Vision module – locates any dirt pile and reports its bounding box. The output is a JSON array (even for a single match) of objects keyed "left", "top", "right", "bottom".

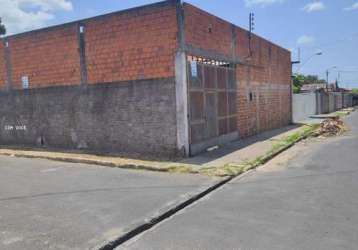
[{"left": 318, "top": 117, "right": 347, "bottom": 136}]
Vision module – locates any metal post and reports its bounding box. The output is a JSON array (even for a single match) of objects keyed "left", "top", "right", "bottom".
[
  {"left": 248, "top": 13, "right": 254, "bottom": 57},
  {"left": 3, "top": 38, "right": 12, "bottom": 91},
  {"left": 77, "top": 23, "right": 88, "bottom": 85}
]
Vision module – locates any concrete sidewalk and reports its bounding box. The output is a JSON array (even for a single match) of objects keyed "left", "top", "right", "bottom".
[
  {"left": 296, "top": 108, "right": 354, "bottom": 125},
  {"left": 122, "top": 108, "right": 358, "bottom": 250},
  {"left": 0, "top": 124, "right": 314, "bottom": 175},
  {"left": 181, "top": 125, "right": 302, "bottom": 168}
]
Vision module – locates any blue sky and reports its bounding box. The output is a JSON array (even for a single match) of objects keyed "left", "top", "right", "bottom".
[{"left": 1, "top": 0, "right": 358, "bottom": 88}]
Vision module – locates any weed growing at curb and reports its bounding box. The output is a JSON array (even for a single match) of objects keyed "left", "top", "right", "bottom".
[
  {"left": 166, "top": 165, "right": 198, "bottom": 174},
  {"left": 0, "top": 123, "right": 324, "bottom": 177},
  {"left": 333, "top": 109, "right": 353, "bottom": 118},
  {"left": 200, "top": 124, "right": 321, "bottom": 177}
]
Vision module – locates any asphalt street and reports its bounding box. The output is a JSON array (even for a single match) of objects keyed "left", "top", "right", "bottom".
[
  {"left": 1, "top": 112, "right": 358, "bottom": 250},
  {"left": 123, "top": 112, "right": 358, "bottom": 250},
  {"left": 0, "top": 156, "right": 219, "bottom": 250}
]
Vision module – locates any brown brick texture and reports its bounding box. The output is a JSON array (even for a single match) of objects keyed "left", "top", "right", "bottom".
[
  {"left": 184, "top": 4, "right": 232, "bottom": 58},
  {"left": 0, "top": 2, "right": 293, "bottom": 142},
  {"left": 7, "top": 25, "right": 80, "bottom": 89},
  {"left": 84, "top": 4, "right": 178, "bottom": 84},
  {"left": 235, "top": 34, "right": 292, "bottom": 138},
  {"left": 0, "top": 2, "right": 178, "bottom": 89},
  {"left": 183, "top": 4, "right": 292, "bottom": 138}
]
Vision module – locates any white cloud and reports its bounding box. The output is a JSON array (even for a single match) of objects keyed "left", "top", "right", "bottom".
[
  {"left": 302, "top": 1, "right": 325, "bottom": 12},
  {"left": 297, "top": 35, "right": 315, "bottom": 45},
  {"left": 0, "top": 0, "right": 73, "bottom": 35},
  {"left": 344, "top": 2, "right": 358, "bottom": 11},
  {"left": 245, "top": 0, "right": 285, "bottom": 7}
]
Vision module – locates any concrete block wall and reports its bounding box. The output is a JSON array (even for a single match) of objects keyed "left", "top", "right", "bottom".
[
  {"left": 316, "top": 91, "right": 329, "bottom": 114},
  {"left": 343, "top": 93, "right": 353, "bottom": 108},
  {"left": 0, "top": 1, "right": 293, "bottom": 156},
  {"left": 0, "top": 79, "right": 178, "bottom": 156},
  {"left": 0, "top": 1, "right": 181, "bottom": 156},
  {"left": 328, "top": 93, "right": 335, "bottom": 113},
  {"left": 183, "top": 4, "right": 292, "bottom": 138},
  {"left": 353, "top": 96, "right": 358, "bottom": 106},
  {"left": 293, "top": 91, "right": 353, "bottom": 123},
  {"left": 292, "top": 93, "right": 317, "bottom": 123},
  {"left": 334, "top": 92, "right": 343, "bottom": 110}
]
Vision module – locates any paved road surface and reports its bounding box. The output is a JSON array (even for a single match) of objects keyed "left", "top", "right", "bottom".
[
  {"left": 124, "top": 112, "right": 358, "bottom": 250},
  {"left": 0, "top": 157, "right": 219, "bottom": 250}
]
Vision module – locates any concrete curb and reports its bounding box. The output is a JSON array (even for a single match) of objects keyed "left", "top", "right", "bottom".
[
  {"left": 254, "top": 128, "right": 316, "bottom": 166},
  {"left": 201, "top": 124, "right": 321, "bottom": 177},
  {"left": 0, "top": 126, "right": 322, "bottom": 250},
  {"left": 98, "top": 176, "right": 233, "bottom": 250},
  {"left": 98, "top": 126, "right": 322, "bottom": 249},
  {"left": 0, "top": 125, "right": 321, "bottom": 177},
  {"left": 0, "top": 151, "right": 198, "bottom": 174}
]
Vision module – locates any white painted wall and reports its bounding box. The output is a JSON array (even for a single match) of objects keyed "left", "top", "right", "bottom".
[{"left": 292, "top": 93, "right": 317, "bottom": 123}]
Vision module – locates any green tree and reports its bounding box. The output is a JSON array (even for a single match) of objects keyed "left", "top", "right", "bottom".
[
  {"left": 292, "top": 73, "right": 327, "bottom": 93},
  {"left": 305, "top": 75, "right": 319, "bottom": 83},
  {"left": 351, "top": 88, "right": 358, "bottom": 95},
  {"left": 0, "top": 18, "right": 6, "bottom": 36},
  {"left": 292, "top": 74, "right": 306, "bottom": 93}
]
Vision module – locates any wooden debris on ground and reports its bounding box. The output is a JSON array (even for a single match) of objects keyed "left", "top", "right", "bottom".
[{"left": 318, "top": 117, "right": 347, "bottom": 136}]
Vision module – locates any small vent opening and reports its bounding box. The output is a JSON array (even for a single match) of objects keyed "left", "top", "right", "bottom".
[{"left": 249, "top": 92, "right": 253, "bottom": 101}]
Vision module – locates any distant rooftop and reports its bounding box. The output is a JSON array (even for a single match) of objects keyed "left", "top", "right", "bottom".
[
  {"left": 300, "top": 83, "right": 327, "bottom": 92},
  {"left": 300, "top": 83, "right": 352, "bottom": 93}
]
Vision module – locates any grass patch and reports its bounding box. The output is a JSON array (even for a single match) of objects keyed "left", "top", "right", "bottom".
[
  {"left": 200, "top": 164, "right": 247, "bottom": 177},
  {"left": 166, "top": 165, "right": 198, "bottom": 174},
  {"left": 334, "top": 111, "right": 350, "bottom": 118},
  {"left": 270, "top": 124, "right": 319, "bottom": 151},
  {"left": 200, "top": 124, "right": 320, "bottom": 177}
]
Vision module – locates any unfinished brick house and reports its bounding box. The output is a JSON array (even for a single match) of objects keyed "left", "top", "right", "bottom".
[{"left": 0, "top": 0, "right": 292, "bottom": 157}]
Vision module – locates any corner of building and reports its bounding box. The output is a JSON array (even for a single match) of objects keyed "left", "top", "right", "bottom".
[{"left": 174, "top": 0, "right": 190, "bottom": 157}]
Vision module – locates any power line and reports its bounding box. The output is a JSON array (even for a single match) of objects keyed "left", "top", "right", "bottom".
[
  {"left": 316, "top": 33, "right": 358, "bottom": 48},
  {"left": 336, "top": 70, "right": 358, "bottom": 73},
  {"left": 318, "top": 69, "right": 358, "bottom": 75},
  {"left": 340, "top": 80, "right": 358, "bottom": 82}
]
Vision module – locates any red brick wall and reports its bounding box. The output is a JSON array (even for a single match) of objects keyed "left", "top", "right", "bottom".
[
  {"left": 183, "top": 3, "right": 233, "bottom": 58},
  {"left": 184, "top": 4, "right": 292, "bottom": 138},
  {"left": 0, "top": 2, "right": 292, "bottom": 141},
  {"left": 0, "top": 2, "right": 178, "bottom": 89},
  {"left": 8, "top": 25, "right": 80, "bottom": 89},
  {"left": 236, "top": 66, "right": 291, "bottom": 137},
  {"left": 84, "top": 4, "right": 178, "bottom": 84},
  {"left": 0, "top": 42, "right": 6, "bottom": 89},
  {"left": 236, "top": 34, "right": 292, "bottom": 137}
]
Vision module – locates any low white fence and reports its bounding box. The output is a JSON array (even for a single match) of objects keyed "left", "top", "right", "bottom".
[
  {"left": 292, "top": 92, "right": 317, "bottom": 123},
  {"left": 293, "top": 92, "right": 353, "bottom": 123}
]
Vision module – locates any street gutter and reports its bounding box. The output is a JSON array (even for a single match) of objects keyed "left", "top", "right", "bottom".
[
  {"left": 97, "top": 124, "right": 322, "bottom": 249},
  {"left": 98, "top": 176, "right": 233, "bottom": 250},
  {"left": 0, "top": 118, "right": 337, "bottom": 249}
]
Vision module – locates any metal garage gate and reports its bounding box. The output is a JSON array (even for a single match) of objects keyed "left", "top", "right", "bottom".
[{"left": 187, "top": 60, "right": 238, "bottom": 155}]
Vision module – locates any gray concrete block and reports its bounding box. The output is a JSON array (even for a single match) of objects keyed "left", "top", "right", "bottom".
[{"left": 0, "top": 78, "right": 178, "bottom": 156}]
